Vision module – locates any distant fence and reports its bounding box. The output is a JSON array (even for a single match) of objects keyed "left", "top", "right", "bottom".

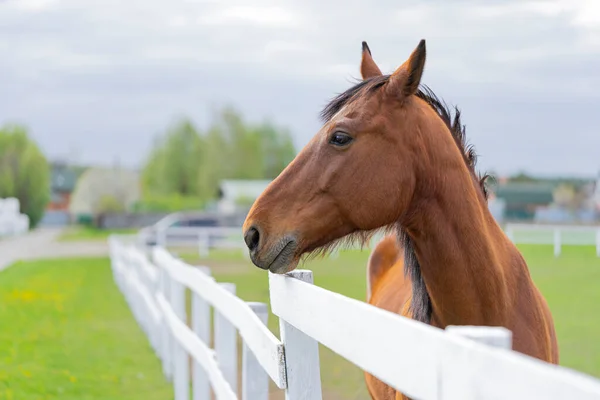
[
  {"left": 506, "top": 223, "right": 600, "bottom": 257},
  {"left": 140, "top": 223, "right": 600, "bottom": 261},
  {"left": 0, "top": 197, "right": 29, "bottom": 237},
  {"left": 100, "top": 212, "right": 172, "bottom": 230},
  {"left": 109, "top": 235, "right": 600, "bottom": 399},
  {"left": 137, "top": 226, "right": 388, "bottom": 260},
  {"left": 136, "top": 226, "right": 248, "bottom": 258}
]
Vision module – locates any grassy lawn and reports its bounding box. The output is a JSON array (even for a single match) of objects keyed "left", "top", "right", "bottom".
[
  {"left": 0, "top": 257, "right": 172, "bottom": 400},
  {"left": 57, "top": 226, "right": 138, "bottom": 242},
  {"left": 179, "top": 244, "right": 600, "bottom": 399}
]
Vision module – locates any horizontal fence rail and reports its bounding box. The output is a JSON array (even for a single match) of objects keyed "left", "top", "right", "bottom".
[
  {"left": 136, "top": 222, "right": 600, "bottom": 262},
  {"left": 137, "top": 226, "right": 246, "bottom": 258},
  {"left": 109, "top": 233, "right": 600, "bottom": 400},
  {"left": 505, "top": 223, "right": 600, "bottom": 257},
  {"left": 136, "top": 226, "right": 387, "bottom": 259}
]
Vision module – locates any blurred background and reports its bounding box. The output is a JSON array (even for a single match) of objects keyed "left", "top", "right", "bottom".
[{"left": 1, "top": 1, "right": 600, "bottom": 399}]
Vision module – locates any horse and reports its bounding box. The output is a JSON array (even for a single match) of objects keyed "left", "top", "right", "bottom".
[{"left": 242, "top": 39, "right": 558, "bottom": 400}]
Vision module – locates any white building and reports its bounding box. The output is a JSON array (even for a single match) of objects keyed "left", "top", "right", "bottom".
[{"left": 216, "top": 179, "right": 272, "bottom": 215}]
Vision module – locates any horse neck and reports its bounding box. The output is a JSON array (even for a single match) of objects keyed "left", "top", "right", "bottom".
[{"left": 403, "top": 128, "right": 519, "bottom": 327}]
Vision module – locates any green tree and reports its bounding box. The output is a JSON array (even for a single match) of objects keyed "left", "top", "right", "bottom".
[
  {"left": 0, "top": 124, "right": 50, "bottom": 228},
  {"left": 510, "top": 172, "right": 538, "bottom": 183},
  {"left": 198, "top": 107, "right": 296, "bottom": 183},
  {"left": 256, "top": 122, "right": 296, "bottom": 179},
  {"left": 141, "top": 107, "right": 297, "bottom": 211},
  {"left": 141, "top": 119, "right": 205, "bottom": 198}
]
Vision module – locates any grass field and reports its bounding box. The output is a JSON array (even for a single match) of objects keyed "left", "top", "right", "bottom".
[
  {"left": 0, "top": 257, "right": 172, "bottom": 400},
  {"left": 57, "top": 226, "right": 137, "bottom": 242},
  {"left": 1, "top": 244, "right": 599, "bottom": 399}
]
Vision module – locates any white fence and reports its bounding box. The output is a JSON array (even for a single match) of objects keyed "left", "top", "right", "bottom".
[
  {"left": 109, "top": 234, "right": 600, "bottom": 400},
  {"left": 0, "top": 197, "right": 29, "bottom": 237},
  {"left": 138, "top": 223, "right": 600, "bottom": 262},
  {"left": 136, "top": 226, "right": 247, "bottom": 258},
  {"left": 506, "top": 223, "right": 600, "bottom": 257},
  {"left": 136, "top": 226, "right": 386, "bottom": 260}
]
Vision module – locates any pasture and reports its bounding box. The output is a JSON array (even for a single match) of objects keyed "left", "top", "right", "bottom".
[
  {"left": 0, "top": 257, "right": 172, "bottom": 400},
  {"left": 0, "top": 244, "right": 598, "bottom": 399}
]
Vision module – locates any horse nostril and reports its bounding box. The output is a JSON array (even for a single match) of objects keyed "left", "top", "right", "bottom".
[{"left": 244, "top": 227, "right": 260, "bottom": 252}]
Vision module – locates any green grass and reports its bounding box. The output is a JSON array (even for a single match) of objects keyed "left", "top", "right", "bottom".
[
  {"left": 57, "top": 226, "right": 137, "bottom": 242},
  {"left": 519, "top": 245, "right": 600, "bottom": 375},
  {"left": 179, "top": 244, "right": 600, "bottom": 399},
  {"left": 0, "top": 257, "right": 172, "bottom": 400}
]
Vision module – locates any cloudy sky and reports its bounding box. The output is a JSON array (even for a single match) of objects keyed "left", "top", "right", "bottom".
[{"left": 1, "top": 0, "right": 600, "bottom": 177}]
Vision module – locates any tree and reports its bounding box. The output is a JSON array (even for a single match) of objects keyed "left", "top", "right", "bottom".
[
  {"left": 256, "top": 122, "right": 296, "bottom": 179},
  {"left": 0, "top": 124, "right": 50, "bottom": 228},
  {"left": 141, "top": 119, "right": 205, "bottom": 200},
  {"left": 197, "top": 107, "right": 296, "bottom": 185},
  {"left": 510, "top": 172, "right": 538, "bottom": 183},
  {"left": 141, "top": 107, "right": 297, "bottom": 211}
]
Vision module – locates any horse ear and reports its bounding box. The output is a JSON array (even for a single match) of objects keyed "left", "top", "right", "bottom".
[
  {"left": 387, "top": 39, "right": 426, "bottom": 98},
  {"left": 360, "top": 41, "right": 382, "bottom": 79}
]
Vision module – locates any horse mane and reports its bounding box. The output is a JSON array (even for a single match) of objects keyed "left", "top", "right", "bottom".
[
  {"left": 320, "top": 75, "right": 490, "bottom": 199},
  {"left": 315, "top": 75, "right": 491, "bottom": 323},
  {"left": 414, "top": 85, "right": 491, "bottom": 199}
]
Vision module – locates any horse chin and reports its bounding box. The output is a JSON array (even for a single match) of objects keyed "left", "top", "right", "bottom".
[
  {"left": 268, "top": 239, "right": 299, "bottom": 274},
  {"left": 269, "top": 256, "right": 299, "bottom": 274},
  {"left": 250, "top": 237, "right": 299, "bottom": 274}
]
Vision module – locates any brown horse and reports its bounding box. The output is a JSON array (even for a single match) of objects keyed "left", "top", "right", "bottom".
[{"left": 242, "top": 39, "right": 558, "bottom": 399}]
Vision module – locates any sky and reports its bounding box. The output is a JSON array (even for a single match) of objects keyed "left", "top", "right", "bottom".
[{"left": 1, "top": 0, "right": 600, "bottom": 178}]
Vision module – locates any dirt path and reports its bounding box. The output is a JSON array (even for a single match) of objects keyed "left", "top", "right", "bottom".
[{"left": 0, "top": 228, "right": 109, "bottom": 270}]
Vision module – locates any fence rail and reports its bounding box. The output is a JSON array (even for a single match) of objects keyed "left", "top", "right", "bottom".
[
  {"left": 136, "top": 226, "right": 248, "bottom": 259},
  {"left": 136, "top": 226, "right": 386, "bottom": 259},
  {"left": 505, "top": 223, "right": 600, "bottom": 257},
  {"left": 109, "top": 234, "right": 600, "bottom": 399},
  {"left": 137, "top": 223, "right": 600, "bottom": 262}
]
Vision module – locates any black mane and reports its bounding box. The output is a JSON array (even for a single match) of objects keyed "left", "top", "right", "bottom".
[{"left": 319, "top": 74, "right": 490, "bottom": 324}]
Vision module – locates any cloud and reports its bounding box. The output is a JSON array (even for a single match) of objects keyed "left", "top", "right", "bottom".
[
  {"left": 0, "top": 0, "right": 599, "bottom": 176},
  {"left": 197, "top": 5, "right": 300, "bottom": 28}
]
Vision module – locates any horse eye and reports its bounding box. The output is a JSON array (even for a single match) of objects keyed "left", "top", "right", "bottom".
[{"left": 329, "top": 132, "right": 353, "bottom": 147}]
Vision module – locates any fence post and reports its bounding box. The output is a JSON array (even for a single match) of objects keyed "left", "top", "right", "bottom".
[
  {"left": 145, "top": 258, "right": 161, "bottom": 358},
  {"left": 215, "top": 283, "right": 238, "bottom": 394},
  {"left": 171, "top": 277, "right": 189, "bottom": 400},
  {"left": 198, "top": 230, "right": 210, "bottom": 258},
  {"left": 242, "top": 302, "right": 269, "bottom": 400},
  {"left": 554, "top": 228, "right": 561, "bottom": 257},
  {"left": 158, "top": 264, "right": 173, "bottom": 381},
  {"left": 442, "top": 325, "right": 512, "bottom": 400},
  {"left": 278, "top": 270, "right": 322, "bottom": 400},
  {"left": 192, "top": 267, "right": 212, "bottom": 400},
  {"left": 445, "top": 325, "right": 513, "bottom": 350},
  {"left": 157, "top": 228, "right": 167, "bottom": 248},
  {"left": 596, "top": 229, "right": 600, "bottom": 258}
]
